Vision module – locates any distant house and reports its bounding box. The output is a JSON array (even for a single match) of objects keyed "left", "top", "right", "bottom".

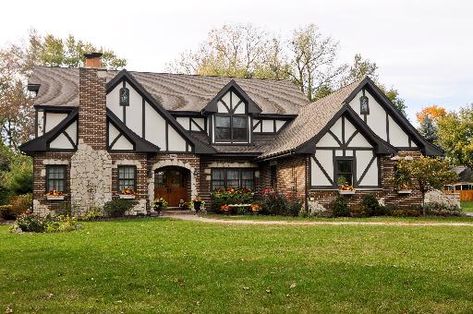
[
  {"left": 20, "top": 53, "right": 442, "bottom": 216},
  {"left": 445, "top": 166, "right": 473, "bottom": 201}
]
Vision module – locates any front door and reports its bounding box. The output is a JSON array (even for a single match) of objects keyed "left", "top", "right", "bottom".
[{"left": 154, "top": 167, "right": 189, "bottom": 207}]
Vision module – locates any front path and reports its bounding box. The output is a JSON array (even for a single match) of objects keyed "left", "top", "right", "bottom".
[{"left": 161, "top": 213, "right": 473, "bottom": 227}]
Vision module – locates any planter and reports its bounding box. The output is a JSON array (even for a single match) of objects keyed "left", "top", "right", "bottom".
[
  {"left": 118, "top": 194, "right": 136, "bottom": 200},
  {"left": 46, "top": 195, "right": 65, "bottom": 201},
  {"left": 338, "top": 190, "right": 356, "bottom": 195},
  {"left": 397, "top": 190, "right": 412, "bottom": 195},
  {"left": 193, "top": 201, "right": 203, "bottom": 212}
]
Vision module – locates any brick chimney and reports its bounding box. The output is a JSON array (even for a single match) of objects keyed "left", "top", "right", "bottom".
[
  {"left": 84, "top": 52, "right": 103, "bottom": 68},
  {"left": 78, "top": 53, "right": 107, "bottom": 150}
]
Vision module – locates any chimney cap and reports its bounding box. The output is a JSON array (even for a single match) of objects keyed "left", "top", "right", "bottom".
[{"left": 84, "top": 52, "right": 103, "bottom": 59}]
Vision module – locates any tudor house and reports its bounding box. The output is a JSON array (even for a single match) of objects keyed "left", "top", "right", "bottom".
[{"left": 20, "top": 53, "right": 442, "bottom": 215}]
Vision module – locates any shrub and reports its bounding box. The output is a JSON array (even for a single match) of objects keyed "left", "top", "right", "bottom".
[
  {"left": 80, "top": 206, "right": 105, "bottom": 221},
  {"left": 258, "top": 188, "right": 302, "bottom": 216},
  {"left": 11, "top": 213, "right": 80, "bottom": 233},
  {"left": 103, "top": 199, "right": 137, "bottom": 217},
  {"left": 0, "top": 194, "right": 32, "bottom": 220},
  {"left": 14, "top": 213, "right": 46, "bottom": 232},
  {"left": 331, "top": 195, "right": 350, "bottom": 217},
  {"left": 45, "top": 215, "right": 79, "bottom": 233},
  {"left": 361, "top": 194, "right": 387, "bottom": 216}
]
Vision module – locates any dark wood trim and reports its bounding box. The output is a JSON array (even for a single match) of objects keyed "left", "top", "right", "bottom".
[{"left": 142, "top": 98, "right": 146, "bottom": 138}]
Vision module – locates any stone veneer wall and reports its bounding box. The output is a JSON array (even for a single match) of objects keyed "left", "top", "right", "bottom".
[{"left": 70, "top": 141, "right": 112, "bottom": 214}]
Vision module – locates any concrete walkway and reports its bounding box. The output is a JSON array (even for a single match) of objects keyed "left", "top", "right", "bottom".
[{"left": 161, "top": 213, "right": 473, "bottom": 227}]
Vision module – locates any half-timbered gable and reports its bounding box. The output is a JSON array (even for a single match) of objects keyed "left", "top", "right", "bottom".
[{"left": 310, "top": 113, "right": 385, "bottom": 188}]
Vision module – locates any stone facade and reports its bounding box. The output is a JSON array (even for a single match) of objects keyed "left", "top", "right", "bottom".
[{"left": 70, "top": 141, "right": 112, "bottom": 214}]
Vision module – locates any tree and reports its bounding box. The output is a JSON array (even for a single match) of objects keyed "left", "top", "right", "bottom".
[
  {"left": 341, "top": 53, "right": 378, "bottom": 84},
  {"left": 167, "top": 24, "right": 288, "bottom": 80},
  {"left": 396, "top": 157, "right": 457, "bottom": 214},
  {"left": 437, "top": 104, "right": 473, "bottom": 168},
  {"left": 287, "top": 24, "right": 346, "bottom": 101},
  {"left": 416, "top": 105, "right": 447, "bottom": 124},
  {"left": 418, "top": 116, "right": 438, "bottom": 143},
  {"left": 0, "top": 30, "right": 127, "bottom": 149}
]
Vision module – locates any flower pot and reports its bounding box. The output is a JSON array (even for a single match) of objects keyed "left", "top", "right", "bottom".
[
  {"left": 46, "top": 195, "right": 65, "bottom": 201},
  {"left": 193, "top": 201, "right": 202, "bottom": 212},
  {"left": 119, "top": 194, "right": 136, "bottom": 200},
  {"left": 397, "top": 190, "right": 412, "bottom": 194}
]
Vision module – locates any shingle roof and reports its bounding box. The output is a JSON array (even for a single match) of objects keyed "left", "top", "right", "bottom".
[
  {"left": 258, "top": 79, "right": 364, "bottom": 159},
  {"left": 29, "top": 66, "right": 308, "bottom": 114}
]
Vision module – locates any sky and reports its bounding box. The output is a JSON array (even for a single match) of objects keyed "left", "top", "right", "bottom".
[{"left": 1, "top": 0, "right": 472, "bottom": 121}]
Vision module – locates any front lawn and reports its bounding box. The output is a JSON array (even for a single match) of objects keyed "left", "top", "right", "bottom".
[{"left": 1, "top": 218, "right": 473, "bottom": 312}]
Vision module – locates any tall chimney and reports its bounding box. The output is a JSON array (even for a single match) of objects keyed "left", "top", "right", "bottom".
[{"left": 84, "top": 52, "right": 103, "bottom": 68}]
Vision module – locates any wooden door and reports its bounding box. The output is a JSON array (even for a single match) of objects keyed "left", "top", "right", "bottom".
[{"left": 154, "top": 167, "right": 188, "bottom": 207}]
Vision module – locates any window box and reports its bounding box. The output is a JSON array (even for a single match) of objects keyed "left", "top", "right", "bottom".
[
  {"left": 118, "top": 194, "right": 136, "bottom": 200},
  {"left": 338, "top": 190, "right": 356, "bottom": 195},
  {"left": 397, "top": 189, "right": 412, "bottom": 195},
  {"left": 46, "top": 195, "right": 65, "bottom": 201}
]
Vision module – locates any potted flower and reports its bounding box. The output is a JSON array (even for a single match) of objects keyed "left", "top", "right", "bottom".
[
  {"left": 119, "top": 187, "right": 136, "bottom": 199},
  {"left": 250, "top": 203, "right": 261, "bottom": 215},
  {"left": 220, "top": 204, "right": 230, "bottom": 214},
  {"left": 153, "top": 197, "right": 168, "bottom": 216},
  {"left": 337, "top": 177, "right": 355, "bottom": 195},
  {"left": 46, "top": 190, "right": 65, "bottom": 201},
  {"left": 192, "top": 196, "right": 205, "bottom": 212}
]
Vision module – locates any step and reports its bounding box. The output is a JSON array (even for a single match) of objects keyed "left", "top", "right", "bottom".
[{"left": 160, "top": 209, "right": 195, "bottom": 216}]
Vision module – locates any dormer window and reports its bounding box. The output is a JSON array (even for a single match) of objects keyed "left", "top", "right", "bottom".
[
  {"left": 214, "top": 90, "right": 249, "bottom": 143},
  {"left": 215, "top": 115, "right": 248, "bottom": 142},
  {"left": 120, "top": 87, "right": 129, "bottom": 106}
]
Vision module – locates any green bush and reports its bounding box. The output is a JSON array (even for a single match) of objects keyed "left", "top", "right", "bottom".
[
  {"left": 12, "top": 213, "right": 80, "bottom": 233},
  {"left": 80, "top": 207, "right": 105, "bottom": 221},
  {"left": 331, "top": 195, "right": 350, "bottom": 217},
  {"left": 361, "top": 194, "right": 388, "bottom": 216},
  {"left": 13, "top": 214, "right": 46, "bottom": 232},
  {"left": 103, "top": 199, "right": 137, "bottom": 217},
  {"left": 259, "top": 188, "right": 302, "bottom": 216}
]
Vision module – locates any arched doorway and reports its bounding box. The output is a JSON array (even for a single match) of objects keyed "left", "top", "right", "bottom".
[{"left": 154, "top": 166, "right": 190, "bottom": 207}]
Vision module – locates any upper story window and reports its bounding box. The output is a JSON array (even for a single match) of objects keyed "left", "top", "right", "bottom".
[
  {"left": 214, "top": 90, "right": 249, "bottom": 143},
  {"left": 335, "top": 158, "right": 354, "bottom": 186}
]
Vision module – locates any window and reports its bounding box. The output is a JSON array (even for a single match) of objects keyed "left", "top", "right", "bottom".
[
  {"left": 214, "top": 115, "right": 248, "bottom": 142},
  {"left": 118, "top": 166, "right": 136, "bottom": 192},
  {"left": 46, "top": 166, "right": 66, "bottom": 192},
  {"left": 119, "top": 87, "right": 130, "bottom": 106},
  {"left": 360, "top": 95, "right": 369, "bottom": 114},
  {"left": 335, "top": 159, "right": 354, "bottom": 186},
  {"left": 211, "top": 169, "right": 255, "bottom": 191}
]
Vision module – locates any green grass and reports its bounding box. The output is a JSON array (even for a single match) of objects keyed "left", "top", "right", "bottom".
[
  {"left": 1, "top": 218, "right": 473, "bottom": 313},
  {"left": 206, "top": 213, "right": 473, "bottom": 223},
  {"left": 462, "top": 201, "right": 473, "bottom": 212}
]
